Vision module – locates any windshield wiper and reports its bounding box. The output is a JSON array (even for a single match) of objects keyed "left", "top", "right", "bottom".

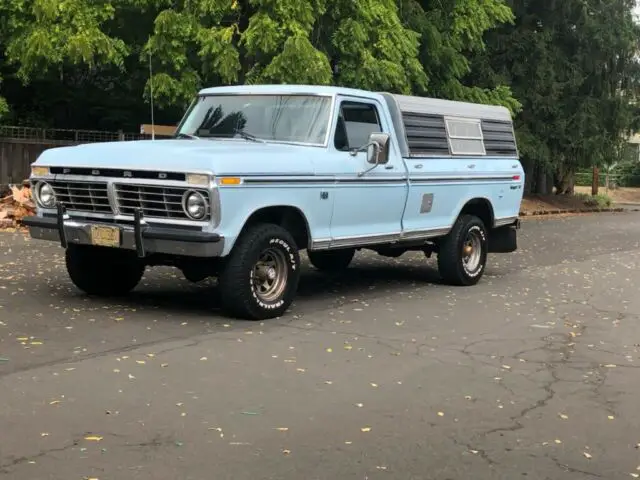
[
  {"left": 175, "top": 132, "right": 200, "bottom": 140},
  {"left": 234, "top": 130, "right": 264, "bottom": 143}
]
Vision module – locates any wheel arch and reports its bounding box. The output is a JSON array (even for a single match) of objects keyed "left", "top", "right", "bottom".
[
  {"left": 238, "top": 205, "right": 312, "bottom": 251},
  {"left": 455, "top": 197, "right": 495, "bottom": 230}
]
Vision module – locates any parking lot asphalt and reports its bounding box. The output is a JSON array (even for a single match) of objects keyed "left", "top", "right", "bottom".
[{"left": 1, "top": 211, "right": 640, "bottom": 480}]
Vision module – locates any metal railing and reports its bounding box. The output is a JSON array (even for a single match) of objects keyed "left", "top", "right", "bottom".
[{"left": 0, "top": 125, "right": 150, "bottom": 145}]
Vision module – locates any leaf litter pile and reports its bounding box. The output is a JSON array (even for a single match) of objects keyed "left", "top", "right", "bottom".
[{"left": 0, "top": 184, "right": 35, "bottom": 230}]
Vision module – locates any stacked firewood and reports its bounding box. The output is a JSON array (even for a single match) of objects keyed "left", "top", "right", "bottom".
[{"left": 0, "top": 183, "right": 35, "bottom": 229}]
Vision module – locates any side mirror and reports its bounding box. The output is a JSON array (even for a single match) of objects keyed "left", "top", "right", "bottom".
[{"left": 365, "top": 132, "right": 390, "bottom": 165}]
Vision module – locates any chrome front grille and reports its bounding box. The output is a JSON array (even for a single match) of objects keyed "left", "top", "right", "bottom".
[
  {"left": 50, "top": 181, "right": 112, "bottom": 213},
  {"left": 114, "top": 184, "right": 210, "bottom": 221}
]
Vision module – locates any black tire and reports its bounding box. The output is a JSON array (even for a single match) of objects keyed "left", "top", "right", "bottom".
[
  {"left": 307, "top": 249, "right": 355, "bottom": 272},
  {"left": 65, "top": 244, "right": 145, "bottom": 296},
  {"left": 218, "top": 223, "right": 301, "bottom": 320},
  {"left": 437, "top": 214, "right": 488, "bottom": 286}
]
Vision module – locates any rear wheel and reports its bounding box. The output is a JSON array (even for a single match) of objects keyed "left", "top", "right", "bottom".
[
  {"left": 307, "top": 249, "right": 355, "bottom": 272},
  {"left": 65, "top": 244, "right": 145, "bottom": 296},
  {"left": 437, "top": 214, "right": 488, "bottom": 286},
  {"left": 218, "top": 223, "right": 301, "bottom": 320}
]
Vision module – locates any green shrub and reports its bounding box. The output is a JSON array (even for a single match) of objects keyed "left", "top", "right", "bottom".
[{"left": 574, "top": 192, "right": 612, "bottom": 208}]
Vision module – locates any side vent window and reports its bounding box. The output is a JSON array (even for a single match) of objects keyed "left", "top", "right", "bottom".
[
  {"left": 445, "top": 118, "right": 486, "bottom": 156},
  {"left": 402, "top": 113, "right": 450, "bottom": 156}
]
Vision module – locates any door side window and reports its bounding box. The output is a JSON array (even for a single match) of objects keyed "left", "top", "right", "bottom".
[{"left": 333, "top": 101, "right": 382, "bottom": 151}]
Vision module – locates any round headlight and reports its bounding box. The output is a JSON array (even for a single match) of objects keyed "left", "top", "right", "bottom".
[
  {"left": 36, "top": 182, "right": 57, "bottom": 208},
  {"left": 182, "top": 191, "right": 208, "bottom": 220}
]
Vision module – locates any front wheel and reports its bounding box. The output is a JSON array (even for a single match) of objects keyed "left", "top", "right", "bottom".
[
  {"left": 65, "top": 244, "right": 145, "bottom": 296},
  {"left": 218, "top": 223, "right": 301, "bottom": 320},
  {"left": 437, "top": 214, "right": 488, "bottom": 286}
]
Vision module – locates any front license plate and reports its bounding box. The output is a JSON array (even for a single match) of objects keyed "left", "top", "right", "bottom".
[{"left": 90, "top": 225, "right": 121, "bottom": 248}]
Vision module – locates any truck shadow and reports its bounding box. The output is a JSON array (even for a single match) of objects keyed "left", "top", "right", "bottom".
[{"left": 122, "top": 260, "right": 451, "bottom": 319}]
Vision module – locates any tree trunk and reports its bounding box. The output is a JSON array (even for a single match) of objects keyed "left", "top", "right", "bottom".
[
  {"left": 536, "top": 165, "right": 549, "bottom": 194},
  {"left": 554, "top": 164, "right": 575, "bottom": 195},
  {"left": 592, "top": 166, "right": 599, "bottom": 195},
  {"left": 523, "top": 157, "right": 535, "bottom": 195}
]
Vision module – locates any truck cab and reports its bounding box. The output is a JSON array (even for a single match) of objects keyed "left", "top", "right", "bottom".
[{"left": 24, "top": 85, "right": 524, "bottom": 320}]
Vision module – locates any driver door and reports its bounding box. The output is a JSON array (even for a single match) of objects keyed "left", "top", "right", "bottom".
[{"left": 313, "top": 96, "right": 407, "bottom": 246}]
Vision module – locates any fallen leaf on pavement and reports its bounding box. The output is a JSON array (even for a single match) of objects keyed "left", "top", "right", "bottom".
[
  {"left": 361, "top": 427, "right": 371, "bottom": 432},
  {"left": 559, "top": 413, "right": 569, "bottom": 420},
  {"left": 84, "top": 435, "right": 103, "bottom": 442},
  {"left": 583, "top": 452, "right": 592, "bottom": 459}
]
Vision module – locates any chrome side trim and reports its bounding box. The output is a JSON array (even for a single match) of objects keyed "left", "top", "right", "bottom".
[
  {"left": 310, "top": 226, "right": 452, "bottom": 251},
  {"left": 399, "top": 227, "right": 450, "bottom": 241},
  {"left": 409, "top": 175, "right": 515, "bottom": 183},
  {"left": 219, "top": 174, "right": 517, "bottom": 186}
]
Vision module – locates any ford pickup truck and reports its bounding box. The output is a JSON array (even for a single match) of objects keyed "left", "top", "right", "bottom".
[{"left": 24, "top": 84, "right": 524, "bottom": 320}]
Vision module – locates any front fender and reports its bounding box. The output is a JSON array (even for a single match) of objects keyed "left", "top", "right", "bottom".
[{"left": 215, "top": 185, "right": 329, "bottom": 256}]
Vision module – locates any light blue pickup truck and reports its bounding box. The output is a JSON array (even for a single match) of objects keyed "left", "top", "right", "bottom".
[{"left": 24, "top": 84, "right": 524, "bottom": 320}]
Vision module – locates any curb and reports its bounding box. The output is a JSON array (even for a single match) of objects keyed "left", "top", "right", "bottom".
[{"left": 519, "top": 207, "right": 628, "bottom": 217}]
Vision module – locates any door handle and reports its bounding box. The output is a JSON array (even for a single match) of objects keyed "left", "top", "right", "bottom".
[{"left": 467, "top": 164, "right": 476, "bottom": 169}]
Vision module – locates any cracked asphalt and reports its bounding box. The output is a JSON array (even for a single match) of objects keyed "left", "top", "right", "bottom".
[{"left": 1, "top": 212, "right": 640, "bottom": 480}]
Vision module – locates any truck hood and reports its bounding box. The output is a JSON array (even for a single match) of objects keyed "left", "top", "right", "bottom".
[{"left": 35, "top": 139, "right": 320, "bottom": 176}]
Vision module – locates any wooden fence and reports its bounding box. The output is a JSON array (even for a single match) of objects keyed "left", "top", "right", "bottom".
[{"left": 0, "top": 126, "right": 165, "bottom": 187}]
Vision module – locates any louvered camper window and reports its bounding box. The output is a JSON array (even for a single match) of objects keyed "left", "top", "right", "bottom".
[{"left": 401, "top": 112, "right": 450, "bottom": 156}]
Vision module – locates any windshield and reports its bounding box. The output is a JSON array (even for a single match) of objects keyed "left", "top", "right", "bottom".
[{"left": 176, "top": 94, "right": 332, "bottom": 145}]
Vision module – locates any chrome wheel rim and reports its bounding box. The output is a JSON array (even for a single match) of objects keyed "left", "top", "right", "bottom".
[
  {"left": 462, "top": 229, "right": 483, "bottom": 273},
  {"left": 252, "top": 247, "right": 288, "bottom": 302}
]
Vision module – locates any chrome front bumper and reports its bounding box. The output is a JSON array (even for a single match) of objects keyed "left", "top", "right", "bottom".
[{"left": 23, "top": 206, "right": 224, "bottom": 258}]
